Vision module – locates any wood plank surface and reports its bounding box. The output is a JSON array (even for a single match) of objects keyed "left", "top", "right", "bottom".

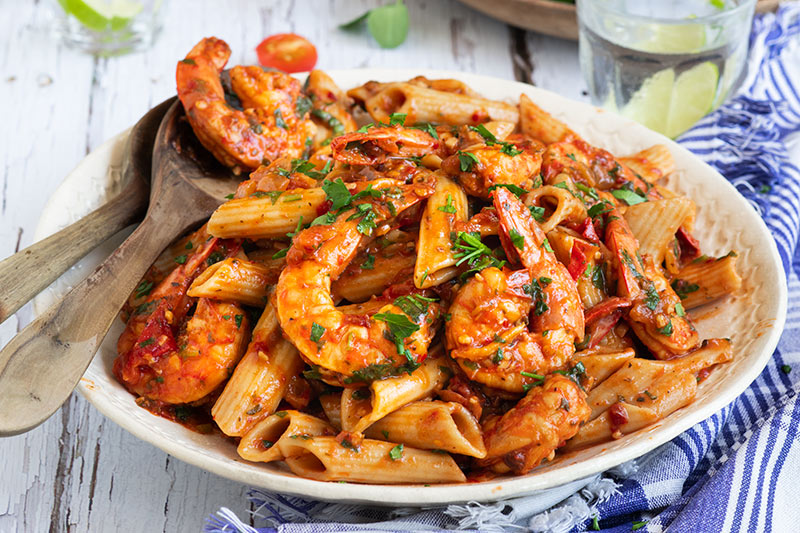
[{"left": 0, "top": 1, "right": 585, "bottom": 531}]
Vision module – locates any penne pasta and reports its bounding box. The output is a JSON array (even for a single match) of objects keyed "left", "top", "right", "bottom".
[
  {"left": 332, "top": 246, "right": 417, "bottom": 302},
  {"left": 364, "top": 400, "right": 487, "bottom": 458},
  {"left": 238, "top": 411, "right": 336, "bottom": 463},
  {"left": 519, "top": 93, "right": 575, "bottom": 144},
  {"left": 280, "top": 436, "right": 467, "bottom": 484},
  {"left": 576, "top": 347, "right": 636, "bottom": 387},
  {"left": 525, "top": 181, "right": 587, "bottom": 233},
  {"left": 619, "top": 145, "right": 675, "bottom": 183},
  {"left": 340, "top": 352, "right": 451, "bottom": 433},
  {"left": 363, "top": 82, "right": 519, "bottom": 126},
  {"left": 319, "top": 392, "right": 343, "bottom": 430},
  {"left": 624, "top": 197, "right": 693, "bottom": 265},
  {"left": 188, "top": 258, "right": 272, "bottom": 306},
  {"left": 673, "top": 255, "right": 742, "bottom": 310},
  {"left": 207, "top": 188, "right": 328, "bottom": 240},
  {"left": 415, "top": 175, "right": 469, "bottom": 288},
  {"left": 212, "top": 302, "right": 305, "bottom": 437}
]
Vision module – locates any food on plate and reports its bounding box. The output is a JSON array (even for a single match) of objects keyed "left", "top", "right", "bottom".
[{"left": 113, "top": 37, "right": 741, "bottom": 484}]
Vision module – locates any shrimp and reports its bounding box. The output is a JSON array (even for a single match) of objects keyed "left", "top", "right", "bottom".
[
  {"left": 542, "top": 140, "right": 656, "bottom": 197},
  {"left": 330, "top": 126, "right": 440, "bottom": 167},
  {"left": 446, "top": 187, "right": 585, "bottom": 392},
  {"left": 176, "top": 37, "right": 316, "bottom": 174},
  {"left": 114, "top": 237, "right": 250, "bottom": 404},
  {"left": 441, "top": 141, "right": 543, "bottom": 199},
  {"left": 605, "top": 209, "right": 699, "bottom": 359},
  {"left": 478, "top": 374, "right": 590, "bottom": 474},
  {"left": 276, "top": 175, "right": 441, "bottom": 381}
]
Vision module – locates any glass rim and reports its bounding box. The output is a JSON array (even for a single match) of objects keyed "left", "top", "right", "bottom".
[{"left": 576, "top": 0, "right": 758, "bottom": 26}]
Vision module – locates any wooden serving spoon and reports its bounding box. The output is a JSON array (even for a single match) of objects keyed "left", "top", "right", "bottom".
[
  {"left": 0, "top": 98, "right": 174, "bottom": 325},
  {"left": 0, "top": 100, "right": 239, "bottom": 436}
]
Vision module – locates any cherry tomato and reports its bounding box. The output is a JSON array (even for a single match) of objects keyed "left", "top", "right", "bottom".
[{"left": 256, "top": 33, "right": 318, "bottom": 73}]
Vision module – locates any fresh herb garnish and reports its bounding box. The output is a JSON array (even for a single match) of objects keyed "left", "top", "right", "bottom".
[
  {"left": 389, "top": 112, "right": 407, "bottom": 126},
  {"left": 458, "top": 151, "right": 480, "bottom": 172},
  {"left": 295, "top": 96, "right": 312, "bottom": 117},
  {"left": 671, "top": 278, "right": 700, "bottom": 299},
  {"left": 274, "top": 109, "right": 288, "bottom": 129},
  {"left": 134, "top": 280, "right": 154, "bottom": 299},
  {"left": 437, "top": 193, "right": 457, "bottom": 214},
  {"left": 509, "top": 228, "right": 525, "bottom": 250},
  {"left": 310, "top": 322, "right": 326, "bottom": 347},
  {"left": 235, "top": 314, "right": 244, "bottom": 329},
  {"left": 311, "top": 108, "right": 345, "bottom": 134},
  {"left": 658, "top": 320, "right": 673, "bottom": 336},
  {"left": 611, "top": 188, "right": 647, "bottom": 205},
  {"left": 362, "top": 254, "right": 376, "bottom": 269},
  {"left": 488, "top": 183, "right": 528, "bottom": 197},
  {"left": 389, "top": 444, "right": 404, "bottom": 460},
  {"left": 174, "top": 255, "right": 187, "bottom": 264},
  {"left": 644, "top": 285, "right": 660, "bottom": 311}
]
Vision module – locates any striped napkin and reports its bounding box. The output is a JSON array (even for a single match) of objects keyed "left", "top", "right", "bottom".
[{"left": 205, "top": 5, "right": 800, "bottom": 532}]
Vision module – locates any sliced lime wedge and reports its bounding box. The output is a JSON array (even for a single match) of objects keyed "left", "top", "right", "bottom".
[
  {"left": 665, "top": 61, "right": 719, "bottom": 138},
  {"left": 621, "top": 68, "right": 675, "bottom": 134},
  {"left": 60, "top": 0, "right": 142, "bottom": 32},
  {"left": 636, "top": 23, "right": 707, "bottom": 54}
]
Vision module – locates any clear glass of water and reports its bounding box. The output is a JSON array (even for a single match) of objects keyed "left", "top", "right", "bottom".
[
  {"left": 48, "top": 0, "right": 166, "bottom": 56},
  {"left": 576, "top": 0, "right": 757, "bottom": 138}
]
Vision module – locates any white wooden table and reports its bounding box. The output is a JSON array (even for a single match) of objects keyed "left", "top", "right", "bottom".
[{"left": 0, "top": 1, "right": 586, "bottom": 531}]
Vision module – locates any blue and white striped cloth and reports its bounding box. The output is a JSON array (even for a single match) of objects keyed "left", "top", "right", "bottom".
[{"left": 206, "top": 5, "right": 800, "bottom": 532}]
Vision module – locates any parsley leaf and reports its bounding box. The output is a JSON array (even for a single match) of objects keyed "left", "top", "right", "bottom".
[
  {"left": 488, "top": 183, "right": 528, "bottom": 197},
  {"left": 322, "top": 178, "right": 352, "bottom": 210},
  {"left": 458, "top": 151, "right": 480, "bottom": 172},
  {"left": 295, "top": 96, "right": 312, "bottom": 117},
  {"left": 389, "top": 444, "right": 404, "bottom": 460},
  {"left": 644, "top": 285, "right": 660, "bottom": 311},
  {"left": 658, "top": 320, "right": 673, "bottom": 336},
  {"left": 311, "top": 109, "right": 344, "bottom": 134},
  {"left": 437, "top": 193, "right": 457, "bottom": 214},
  {"left": 134, "top": 280, "right": 154, "bottom": 299},
  {"left": 611, "top": 188, "right": 647, "bottom": 205},
  {"left": 509, "top": 228, "right": 525, "bottom": 250},
  {"left": 389, "top": 112, "right": 407, "bottom": 126},
  {"left": 362, "top": 254, "right": 376, "bottom": 269},
  {"left": 310, "top": 322, "right": 325, "bottom": 346},
  {"left": 274, "top": 109, "right": 288, "bottom": 129}
]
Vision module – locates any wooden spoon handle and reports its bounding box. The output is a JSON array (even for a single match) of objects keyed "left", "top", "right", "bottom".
[
  {"left": 0, "top": 183, "right": 147, "bottom": 324},
  {"left": 0, "top": 211, "right": 198, "bottom": 436}
]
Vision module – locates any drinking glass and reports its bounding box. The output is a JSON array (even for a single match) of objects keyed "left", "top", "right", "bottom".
[
  {"left": 576, "top": 0, "right": 757, "bottom": 138},
  {"left": 49, "top": 0, "right": 167, "bottom": 56}
]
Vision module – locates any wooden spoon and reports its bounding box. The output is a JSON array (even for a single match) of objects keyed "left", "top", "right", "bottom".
[
  {"left": 0, "top": 97, "right": 174, "bottom": 325},
  {"left": 0, "top": 100, "right": 239, "bottom": 436}
]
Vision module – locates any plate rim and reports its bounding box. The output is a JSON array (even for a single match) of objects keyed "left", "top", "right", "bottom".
[{"left": 33, "top": 68, "right": 788, "bottom": 505}]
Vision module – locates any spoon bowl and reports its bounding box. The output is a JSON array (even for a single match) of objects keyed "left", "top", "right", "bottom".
[{"left": 0, "top": 100, "right": 238, "bottom": 436}]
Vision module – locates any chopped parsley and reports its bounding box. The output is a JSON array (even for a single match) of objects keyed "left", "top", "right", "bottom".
[
  {"left": 362, "top": 254, "right": 376, "bottom": 269},
  {"left": 644, "top": 285, "right": 660, "bottom": 311},
  {"left": 493, "top": 348, "right": 504, "bottom": 364},
  {"left": 274, "top": 109, "right": 288, "bottom": 129},
  {"left": 658, "top": 320, "right": 673, "bottom": 336},
  {"left": 295, "top": 96, "right": 312, "bottom": 117},
  {"left": 134, "top": 280, "right": 154, "bottom": 299},
  {"left": 509, "top": 228, "right": 525, "bottom": 250},
  {"left": 389, "top": 444, "right": 404, "bottom": 460},
  {"left": 644, "top": 390, "right": 658, "bottom": 400},
  {"left": 235, "top": 314, "right": 244, "bottom": 329},
  {"left": 542, "top": 238, "right": 554, "bottom": 253},
  {"left": 671, "top": 279, "right": 700, "bottom": 299},
  {"left": 311, "top": 108, "right": 345, "bottom": 134},
  {"left": 587, "top": 200, "right": 613, "bottom": 218},
  {"left": 388, "top": 112, "right": 407, "bottom": 126},
  {"left": 174, "top": 255, "right": 187, "bottom": 264},
  {"left": 272, "top": 248, "right": 288, "bottom": 259},
  {"left": 139, "top": 337, "right": 155, "bottom": 348},
  {"left": 611, "top": 188, "right": 647, "bottom": 206},
  {"left": 553, "top": 361, "right": 586, "bottom": 388},
  {"left": 529, "top": 205, "right": 546, "bottom": 221},
  {"left": 412, "top": 122, "right": 439, "bottom": 139},
  {"left": 457, "top": 151, "right": 480, "bottom": 172},
  {"left": 487, "top": 183, "right": 528, "bottom": 197},
  {"left": 675, "top": 303, "right": 686, "bottom": 317},
  {"left": 310, "top": 322, "right": 326, "bottom": 347},
  {"left": 437, "top": 193, "right": 457, "bottom": 214},
  {"left": 781, "top": 364, "right": 792, "bottom": 374},
  {"left": 179, "top": 58, "right": 196, "bottom": 65},
  {"left": 469, "top": 124, "right": 523, "bottom": 156}
]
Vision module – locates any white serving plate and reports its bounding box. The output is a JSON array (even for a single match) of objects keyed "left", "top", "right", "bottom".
[{"left": 33, "top": 69, "right": 787, "bottom": 505}]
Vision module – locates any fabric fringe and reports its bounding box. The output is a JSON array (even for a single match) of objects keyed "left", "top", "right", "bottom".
[
  {"left": 204, "top": 507, "right": 262, "bottom": 533},
  {"left": 527, "top": 477, "right": 620, "bottom": 533}
]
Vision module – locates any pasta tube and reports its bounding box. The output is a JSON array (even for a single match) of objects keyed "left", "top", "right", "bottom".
[
  {"left": 364, "top": 401, "right": 487, "bottom": 458},
  {"left": 624, "top": 197, "right": 693, "bottom": 265},
  {"left": 340, "top": 352, "right": 451, "bottom": 433},
  {"left": 280, "top": 437, "right": 466, "bottom": 484},
  {"left": 673, "top": 255, "right": 742, "bottom": 310},
  {"left": 188, "top": 258, "right": 271, "bottom": 306},
  {"left": 208, "top": 188, "right": 328, "bottom": 240},
  {"left": 212, "top": 302, "right": 305, "bottom": 436},
  {"left": 415, "top": 175, "right": 469, "bottom": 288},
  {"left": 363, "top": 83, "right": 519, "bottom": 126},
  {"left": 238, "top": 411, "right": 335, "bottom": 463}
]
